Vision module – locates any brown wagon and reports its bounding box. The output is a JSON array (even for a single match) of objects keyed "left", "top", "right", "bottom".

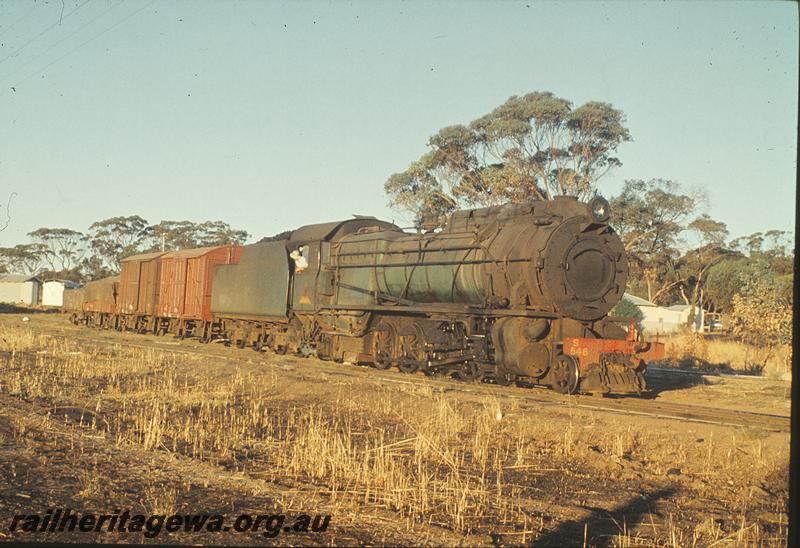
[
  {"left": 84, "top": 276, "right": 120, "bottom": 314},
  {"left": 62, "top": 287, "right": 85, "bottom": 312},
  {"left": 119, "top": 251, "right": 164, "bottom": 316},
  {"left": 118, "top": 251, "right": 165, "bottom": 332},
  {"left": 156, "top": 245, "right": 243, "bottom": 338},
  {"left": 64, "top": 276, "right": 119, "bottom": 328}
]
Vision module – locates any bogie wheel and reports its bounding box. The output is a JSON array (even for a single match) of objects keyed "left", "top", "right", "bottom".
[
  {"left": 549, "top": 354, "right": 580, "bottom": 394},
  {"left": 371, "top": 321, "right": 397, "bottom": 370}
]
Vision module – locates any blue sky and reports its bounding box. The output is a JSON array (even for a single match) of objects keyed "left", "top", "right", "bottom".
[{"left": 0, "top": 0, "right": 796, "bottom": 247}]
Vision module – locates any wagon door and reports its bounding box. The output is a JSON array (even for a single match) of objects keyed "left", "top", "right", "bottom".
[
  {"left": 185, "top": 256, "right": 204, "bottom": 319},
  {"left": 121, "top": 261, "right": 141, "bottom": 314},
  {"left": 139, "top": 259, "right": 160, "bottom": 315}
]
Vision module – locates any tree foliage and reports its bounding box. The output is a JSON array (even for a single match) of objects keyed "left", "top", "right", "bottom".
[
  {"left": 673, "top": 217, "right": 732, "bottom": 313},
  {"left": 87, "top": 215, "right": 149, "bottom": 272},
  {"left": 27, "top": 227, "right": 86, "bottom": 272},
  {"left": 609, "top": 178, "right": 793, "bottom": 348},
  {"left": 610, "top": 179, "right": 706, "bottom": 304},
  {"left": 706, "top": 258, "right": 762, "bottom": 312},
  {"left": 386, "top": 91, "right": 631, "bottom": 225},
  {"left": 732, "top": 264, "right": 792, "bottom": 348},
  {"left": 610, "top": 297, "right": 642, "bottom": 320},
  {"left": 142, "top": 220, "right": 249, "bottom": 252},
  {"left": 729, "top": 229, "right": 793, "bottom": 275},
  {"left": 0, "top": 243, "right": 48, "bottom": 275},
  {"left": 1, "top": 215, "right": 250, "bottom": 282}
]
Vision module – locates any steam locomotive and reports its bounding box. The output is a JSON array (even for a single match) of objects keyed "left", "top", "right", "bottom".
[{"left": 65, "top": 196, "right": 663, "bottom": 395}]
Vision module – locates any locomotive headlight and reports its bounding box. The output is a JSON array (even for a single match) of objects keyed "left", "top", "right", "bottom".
[{"left": 589, "top": 196, "right": 610, "bottom": 223}]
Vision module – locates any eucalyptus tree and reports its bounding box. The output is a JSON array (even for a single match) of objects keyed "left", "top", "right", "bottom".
[{"left": 385, "top": 91, "right": 631, "bottom": 226}]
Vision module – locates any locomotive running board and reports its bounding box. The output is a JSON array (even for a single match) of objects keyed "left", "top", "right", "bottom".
[{"left": 318, "top": 302, "right": 560, "bottom": 318}]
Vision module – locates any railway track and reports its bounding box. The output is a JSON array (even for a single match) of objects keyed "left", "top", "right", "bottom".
[{"left": 7, "top": 316, "right": 791, "bottom": 433}]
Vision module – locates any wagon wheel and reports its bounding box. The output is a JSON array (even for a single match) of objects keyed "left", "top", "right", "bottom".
[
  {"left": 371, "top": 321, "right": 397, "bottom": 370},
  {"left": 273, "top": 339, "right": 287, "bottom": 355},
  {"left": 550, "top": 355, "right": 580, "bottom": 395},
  {"left": 397, "top": 325, "right": 426, "bottom": 374},
  {"left": 199, "top": 322, "right": 210, "bottom": 343},
  {"left": 456, "top": 360, "right": 483, "bottom": 382},
  {"left": 198, "top": 321, "right": 210, "bottom": 343}
]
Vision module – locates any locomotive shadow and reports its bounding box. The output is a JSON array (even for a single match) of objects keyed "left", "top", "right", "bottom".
[
  {"left": 639, "top": 369, "right": 709, "bottom": 398},
  {"left": 573, "top": 369, "right": 706, "bottom": 400},
  {"left": 525, "top": 487, "right": 676, "bottom": 547}
]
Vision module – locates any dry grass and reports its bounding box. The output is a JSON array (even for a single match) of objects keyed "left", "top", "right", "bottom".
[
  {"left": 614, "top": 513, "right": 787, "bottom": 547},
  {"left": 0, "top": 320, "right": 789, "bottom": 545},
  {"left": 661, "top": 332, "right": 791, "bottom": 379}
]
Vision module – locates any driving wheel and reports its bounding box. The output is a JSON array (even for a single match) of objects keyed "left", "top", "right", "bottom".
[
  {"left": 550, "top": 354, "right": 580, "bottom": 394},
  {"left": 372, "top": 321, "right": 397, "bottom": 370}
]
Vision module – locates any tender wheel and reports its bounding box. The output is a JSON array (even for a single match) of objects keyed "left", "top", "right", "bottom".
[
  {"left": 550, "top": 355, "right": 580, "bottom": 394},
  {"left": 372, "top": 321, "right": 397, "bottom": 370}
]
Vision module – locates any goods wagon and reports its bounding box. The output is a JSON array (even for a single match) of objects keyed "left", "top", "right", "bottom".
[
  {"left": 84, "top": 276, "right": 119, "bottom": 314},
  {"left": 66, "top": 276, "right": 119, "bottom": 328},
  {"left": 119, "top": 252, "right": 165, "bottom": 328},
  {"left": 62, "top": 287, "right": 85, "bottom": 312},
  {"left": 155, "top": 245, "right": 243, "bottom": 338}
]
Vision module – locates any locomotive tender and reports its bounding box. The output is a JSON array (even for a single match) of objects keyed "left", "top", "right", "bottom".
[{"left": 66, "top": 197, "right": 663, "bottom": 395}]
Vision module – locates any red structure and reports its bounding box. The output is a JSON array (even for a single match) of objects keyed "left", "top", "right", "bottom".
[
  {"left": 119, "top": 251, "right": 165, "bottom": 317},
  {"left": 157, "top": 245, "right": 243, "bottom": 322}
]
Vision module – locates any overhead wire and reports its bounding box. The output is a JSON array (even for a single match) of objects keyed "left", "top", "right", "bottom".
[
  {"left": 0, "top": 0, "right": 92, "bottom": 66},
  {"left": 0, "top": 0, "right": 156, "bottom": 99},
  {"left": 0, "top": 2, "right": 39, "bottom": 43},
  {"left": 0, "top": 0, "right": 124, "bottom": 90}
]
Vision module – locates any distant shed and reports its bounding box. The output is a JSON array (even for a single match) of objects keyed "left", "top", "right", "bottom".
[
  {"left": 623, "top": 292, "right": 703, "bottom": 334},
  {"left": 0, "top": 274, "right": 41, "bottom": 305},
  {"left": 42, "top": 279, "right": 82, "bottom": 307}
]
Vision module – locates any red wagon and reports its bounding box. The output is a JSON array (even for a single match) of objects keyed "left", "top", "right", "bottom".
[
  {"left": 118, "top": 251, "right": 165, "bottom": 331},
  {"left": 156, "top": 245, "right": 243, "bottom": 337}
]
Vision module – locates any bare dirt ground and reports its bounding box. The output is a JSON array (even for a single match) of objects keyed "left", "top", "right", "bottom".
[{"left": 0, "top": 313, "right": 790, "bottom": 546}]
